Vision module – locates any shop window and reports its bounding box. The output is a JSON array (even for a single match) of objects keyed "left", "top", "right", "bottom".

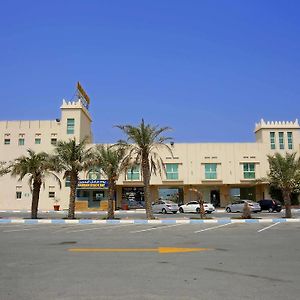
[
  {"left": 16, "top": 191, "right": 22, "bottom": 199},
  {"left": 127, "top": 166, "right": 140, "bottom": 180},
  {"left": 270, "top": 132, "right": 275, "bottom": 150},
  {"left": 287, "top": 132, "right": 293, "bottom": 150},
  {"left": 67, "top": 118, "right": 75, "bottom": 134},
  {"left": 18, "top": 138, "right": 25, "bottom": 146},
  {"left": 278, "top": 132, "right": 284, "bottom": 150},
  {"left": 165, "top": 163, "right": 179, "bottom": 180},
  {"left": 205, "top": 163, "right": 217, "bottom": 179},
  {"left": 243, "top": 163, "right": 255, "bottom": 179},
  {"left": 4, "top": 138, "right": 10, "bottom": 145}
]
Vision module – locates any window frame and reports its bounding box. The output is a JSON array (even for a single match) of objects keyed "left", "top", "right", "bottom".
[
  {"left": 278, "top": 132, "right": 284, "bottom": 150},
  {"left": 67, "top": 118, "right": 75, "bottom": 135},
  {"left": 243, "top": 163, "right": 255, "bottom": 179},
  {"left": 270, "top": 132, "right": 276, "bottom": 150},
  {"left": 204, "top": 163, "right": 217, "bottom": 179},
  {"left": 287, "top": 132, "right": 293, "bottom": 150},
  {"left": 127, "top": 165, "right": 140, "bottom": 181},
  {"left": 165, "top": 163, "right": 179, "bottom": 180}
]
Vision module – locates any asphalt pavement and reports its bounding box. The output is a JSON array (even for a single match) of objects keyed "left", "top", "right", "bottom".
[{"left": 0, "top": 221, "right": 299, "bottom": 300}]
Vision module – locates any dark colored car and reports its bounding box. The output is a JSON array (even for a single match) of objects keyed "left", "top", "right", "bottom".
[{"left": 257, "top": 199, "right": 282, "bottom": 212}]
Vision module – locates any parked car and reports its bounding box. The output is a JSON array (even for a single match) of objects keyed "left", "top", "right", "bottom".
[
  {"left": 225, "top": 200, "right": 261, "bottom": 213},
  {"left": 152, "top": 200, "right": 179, "bottom": 214},
  {"left": 257, "top": 199, "right": 282, "bottom": 212},
  {"left": 178, "top": 201, "right": 215, "bottom": 214}
]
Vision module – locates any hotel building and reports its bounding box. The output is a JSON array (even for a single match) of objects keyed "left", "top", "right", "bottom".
[{"left": 0, "top": 85, "right": 299, "bottom": 210}]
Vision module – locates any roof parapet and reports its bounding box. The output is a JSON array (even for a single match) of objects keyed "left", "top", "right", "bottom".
[{"left": 254, "top": 118, "right": 300, "bottom": 132}]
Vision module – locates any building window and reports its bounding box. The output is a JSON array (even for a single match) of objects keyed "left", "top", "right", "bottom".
[
  {"left": 51, "top": 138, "right": 57, "bottom": 145},
  {"left": 127, "top": 166, "right": 140, "bottom": 180},
  {"left": 18, "top": 138, "right": 25, "bottom": 146},
  {"left": 87, "top": 168, "right": 101, "bottom": 180},
  {"left": 16, "top": 191, "right": 22, "bottom": 199},
  {"left": 35, "top": 138, "right": 41, "bottom": 144},
  {"left": 67, "top": 118, "right": 75, "bottom": 134},
  {"left": 270, "top": 132, "right": 275, "bottom": 150},
  {"left": 205, "top": 163, "right": 217, "bottom": 179},
  {"left": 287, "top": 132, "right": 293, "bottom": 150},
  {"left": 278, "top": 132, "right": 284, "bottom": 150},
  {"left": 65, "top": 176, "right": 71, "bottom": 187},
  {"left": 243, "top": 163, "right": 255, "bottom": 179},
  {"left": 166, "top": 163, "right": 179, "bottom": 180},
  {"left": 4, "top": 139, "right": 10, "bottom": 145},
  {"left": 49, "top": 191, "right": 55, "bottom": 198}
]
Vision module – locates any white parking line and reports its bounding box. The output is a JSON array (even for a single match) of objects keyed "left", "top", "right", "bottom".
[
  {"left": 65, "top": 224, "right": 134, "bottom": 233},
  {"left": 130, "top": 223, "right": 184, "bottom": 233},
  {"left": 257, "top": 222, "right": 280, "bottom": 233},
  {"left": 194, "top": 223, "right": 231, "bottom": 233},
  {"left": 2, "top": 227, "right": 44, "bottom": 233}
]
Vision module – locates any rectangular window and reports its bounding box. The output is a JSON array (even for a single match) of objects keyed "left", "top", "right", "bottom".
[
  {"left": 287, "top": 132, "right": 293, "bottom": 150},
  {"left": 127, "top": 166, "right": 140, "bottom": 180},
  {"left": 4, "top": 139, "right": 10, "bottom": 145},
  {"left": 270, "top": 132, "right": 275, "bottom": 150},
  {"left": 243, "top": 163, "right": 255, "bottom": 179},
  {"left": 205, "top": 163, "right": 217, "bottom": 179},
  {"left": 67, "top": 118, "right": 75, "bottom": 134},
  {"left": 51, "top": 138, "right": 57, "bottom": 145},
  {"left": 166, "top": 163, "right": 179, "bottom": 180},
  {"left": 35, "top": 138, "right": 41, "bottom": 144},
  {"left": 278, "top": 132, "right": 284, "bottom": 150},
  {"left": 65, "top": 176, "right": 71, "bottom": 187},
  {"left": 49, "top": 191, "right": 55, "bottom": 198},
  {"left": 18, "top": 138, "right": 25, "bottom": 146},
  {"left": 16, "top": 191, "right": 22, "bottom": 199}
]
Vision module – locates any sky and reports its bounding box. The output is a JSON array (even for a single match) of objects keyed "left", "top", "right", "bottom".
[{"left": 0, "top": 0, "right": 300, "bottom": 143}]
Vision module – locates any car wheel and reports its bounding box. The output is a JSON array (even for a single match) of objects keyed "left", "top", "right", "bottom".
[
  {"left": 226, "top": 207, "right": 231, "bottom": 213},
  {"left": 179, "top": 207, "right": 184, "bottom": 213},
  {"left": 196, "top": 207, "right": 200, "bottom": 213},
  {"left": 268, "top": 208, "right": 273, "bottom": 213},
  {"left": 162, "top": 208, "right": 167, "bottom": 214},
  {"left": 206, "top": 211, "right": 212, "bottom": 214},
  {"left": 276, "top": 208, "right": 282, "bottom": 212}
]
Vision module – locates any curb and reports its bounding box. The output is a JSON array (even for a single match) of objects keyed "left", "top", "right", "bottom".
[{"left": 0, "top": 218, "right": 299, "bottom": 225}]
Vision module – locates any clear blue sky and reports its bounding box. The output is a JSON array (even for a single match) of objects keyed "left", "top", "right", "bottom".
[{"left": 1, "top": 0, "right": 299, "bottom": 143}]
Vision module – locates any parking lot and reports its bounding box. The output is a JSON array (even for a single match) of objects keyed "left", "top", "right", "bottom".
[{"left": 1, "top": 221, "right": 299, "bottom": 300}]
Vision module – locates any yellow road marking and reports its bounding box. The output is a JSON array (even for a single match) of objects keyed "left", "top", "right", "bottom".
[{"left": 68, "top": 247, "right": 213, "bottom": 253}]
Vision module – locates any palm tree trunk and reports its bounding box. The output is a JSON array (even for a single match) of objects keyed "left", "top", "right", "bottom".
[
  {"left": 31, "top": 181, "right": 41, "bottom": 219},
  {"left": 68, "top": 172, "right": 78, "bottom": 219},
  {"left": 142, "top": 155, "right": 154, "bottom": 219},
  {"left": 107, "top": 179, "right": 115, "bottom": 219},
  {"left": 283, "top": 190, "right": 292, "bottom": 218}
]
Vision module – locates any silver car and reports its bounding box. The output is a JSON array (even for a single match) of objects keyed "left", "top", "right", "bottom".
[
  {"left": 225, "top": 200, "right": 261, "bottom": 213},
  {"left": 152, "top": 200, "right": 179, "bottom": 214}
]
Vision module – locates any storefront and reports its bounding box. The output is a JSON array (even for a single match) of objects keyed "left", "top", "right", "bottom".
[
  {"left": 122, "top": 187, "right": 145, "bottom": 208},
  {"left": 76, "top": 179, "right": 109, "bottom": 210},
  {"left": 158, "top": 187, "right": 184, "bottom": 205}
]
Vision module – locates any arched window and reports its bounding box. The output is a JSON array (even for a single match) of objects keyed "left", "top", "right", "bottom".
[{"left": 87, "top": 168, "right": 101, "bottom": 180}]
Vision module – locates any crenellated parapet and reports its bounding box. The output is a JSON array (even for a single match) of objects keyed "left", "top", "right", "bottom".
[{"left": 254, "top": 118, "right": 300, "bottom": 132}]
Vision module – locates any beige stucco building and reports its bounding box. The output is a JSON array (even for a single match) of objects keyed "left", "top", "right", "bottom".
[{"left": 0, "top": 87, "right": 299, "bottom": 210}]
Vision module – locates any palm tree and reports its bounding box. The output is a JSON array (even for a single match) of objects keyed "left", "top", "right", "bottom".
[
  {"left": 116, "top": 119, "right": 173, "bottom": 219},
  {"left": 0, "top": 161, "right": 9, "bottom": 176},
  {"left": 265, "top": 152, "right": 300, "bottom": 218},
  {"left": 93, "top": 145, "right": 130, "bottom": 219},
  {"left": 52, "top": 138, "right": 93, "bottom": 219},
  {"left": 10, "top": 150, "right": 60, "bottom": 219}
]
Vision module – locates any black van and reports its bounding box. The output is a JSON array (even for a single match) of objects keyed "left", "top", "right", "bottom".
[{"left": 257, "top": 199, "right": 282, "bottom": 212}]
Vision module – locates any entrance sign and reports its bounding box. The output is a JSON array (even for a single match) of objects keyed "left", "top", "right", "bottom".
[{"left": 77, "top": 180, "right": 108, "bottom": 189}]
